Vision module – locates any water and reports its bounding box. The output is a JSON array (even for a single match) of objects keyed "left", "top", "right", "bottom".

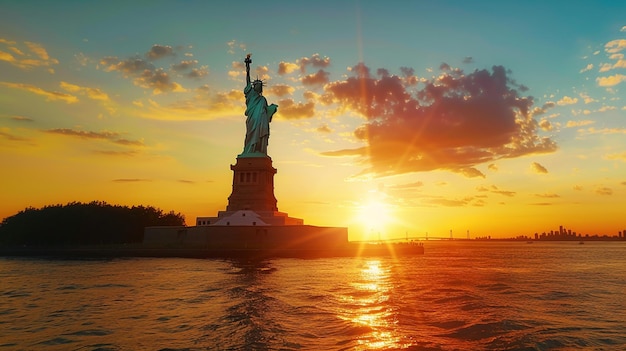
[{"left": 1, "top": 241, "right": 625, "bottom": 350}]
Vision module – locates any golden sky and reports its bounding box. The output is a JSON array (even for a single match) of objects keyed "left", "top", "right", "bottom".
[{"left": 1, "top": 1, "right": 625, "bottom": 240}]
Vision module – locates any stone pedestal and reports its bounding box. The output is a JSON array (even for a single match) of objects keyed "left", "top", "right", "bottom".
[
  {"left": 226, "top": 156, "right": 278, "bottom": 212},
  {"left": 195, "top": 155, "right": 304, "bottom": 226}
]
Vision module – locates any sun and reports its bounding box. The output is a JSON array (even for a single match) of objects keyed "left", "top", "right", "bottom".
[{"left": 356, "top": 199, "right": 393, "bottom": 235}]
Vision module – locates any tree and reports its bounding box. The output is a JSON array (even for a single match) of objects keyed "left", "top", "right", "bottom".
[{"left": 0, "top": 201, "right": 185, "bottom": 245}]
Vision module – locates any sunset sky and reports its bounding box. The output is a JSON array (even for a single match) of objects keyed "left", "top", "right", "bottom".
[{"left": 1, "top": 1, "right": 625, "bottom": 240}]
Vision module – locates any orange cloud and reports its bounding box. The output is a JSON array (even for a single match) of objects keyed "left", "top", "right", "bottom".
[
  {"left": 565, "top": 120, "right": 594, "bottom": 128},
  {"left": 0, "top": 40, "right": 58, "bottom": 72},
  {"left": 557, "top": 96, "right": 578, "bottom": 106},
  {"left": 60, "top": 81, "right": 110, "bottom": 101},
  {"left": 267, "top": 84, "right": 295, "bottom": 97},
  {"left": 276, "top": 98, "right": 315, "bottom": 120},
  {"left": 530, "top": 162, "right": 548, "bottom": 174},
  {"left": 597, "top": 74, "right": 626, "bottom": 87},
  {"left": 321, "top": 63, "right": 556, "bottom": 177},
  {"left": 301, "top": 69, "right": 330, "bottom": 87},
  {"left": 1, "top": 82, "right": 78, "bottom": 103},
  {"left": 45, "top": 128, "right": 144, "bottom": 146},
  {"left": 278, "top": 61, "right": 299, "bottom": 75}
]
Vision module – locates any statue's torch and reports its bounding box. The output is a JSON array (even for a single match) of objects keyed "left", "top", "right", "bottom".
[{"left": 244, "top": 53, "right": 252, "bottom": 69}]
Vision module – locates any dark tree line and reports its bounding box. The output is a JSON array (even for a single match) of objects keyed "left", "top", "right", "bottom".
[{"left": 0, "top": 201, "right": 185, "bottom": 245}]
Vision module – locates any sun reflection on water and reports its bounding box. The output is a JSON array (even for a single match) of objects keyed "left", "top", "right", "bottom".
[{"left": 336, "top": 260, "right": 407, "bottom": 350}]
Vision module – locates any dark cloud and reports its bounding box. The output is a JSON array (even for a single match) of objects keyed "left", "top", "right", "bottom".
[
  {"left": 596, "top": 187, "right": 613, "bottom": 195},
  {"left": 171, "top": 60, "right": 197, "bottom": 71},
  {"left": 530, "top": 162, "right": 548, "bottom": 174},
  {"left": 11, "top": 115, "right": 33, "bottom": 122},
  {"left": 146, "top": 44, "right": 174, "bottom": 60},
  {"left": 101, "top": 56, "right": 154, "bottom": 75},
  {"left": 171, "top": 60, "right": 208, "bottom": 79},
  {"left": 301, "top": 69, "right": 330, "bottom": 87},
  {"left": 0, "top": 130, "right": 29, "bottom": 142},
  {"left": 100, "top": 54, "right": 184, "bottom": 93},
  {"left": 276, "top": 98, "right": 315, "bottom": 119},
  {"left": 187, "top": 67, "right": 208, "bottom": 78},
  {"left": 299, "top": 53, "right": 330, "bottom": 73},
  {"left": 46, "top": 128, "right": 144, "bottom": 146},
  {"left": 267, "top": 84, "right": 294, "bottom": 97},
  {"left": 535, "top": 193, "right": 560, "bottom": 198},
  {"left": 321, "top": 63, "right": 556, "bottom": 177},
  {"left": 463, "top": 57, "right": 474, "bottom": 64},
  {"left": 456, "top": 167, "right": 485, "bottom": 178}
]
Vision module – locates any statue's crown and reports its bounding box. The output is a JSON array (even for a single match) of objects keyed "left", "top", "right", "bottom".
[{"left": 252, "top": 77, "right": 265, "bottom": 86}]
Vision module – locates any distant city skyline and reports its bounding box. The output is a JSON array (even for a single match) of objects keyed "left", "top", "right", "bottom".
[{"left": 1, "top": 1, "right": 625, "bottom": 240}]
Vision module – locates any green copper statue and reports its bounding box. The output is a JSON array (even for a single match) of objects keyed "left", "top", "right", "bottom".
[{"left": 241, "top": 54, "right": 278, "bottom": 156}]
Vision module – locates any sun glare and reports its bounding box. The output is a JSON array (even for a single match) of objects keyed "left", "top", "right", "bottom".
[{"left": 356, "top": 199, "right": 393, "bottom": 235}]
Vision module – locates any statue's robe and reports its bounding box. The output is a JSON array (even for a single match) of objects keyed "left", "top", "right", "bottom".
[{"left": 242, "top": 83, "right": 277, "bottom": 155}]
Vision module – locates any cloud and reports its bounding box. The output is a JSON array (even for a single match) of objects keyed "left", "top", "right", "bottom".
[
  {"left": 389, "top": 181, "right": 424, "bottom": 189},
  {"left": 422, "top": 196, "right": 475, "bottom": 207},
  {"left": 530, "top": 162, "right": 548, "bottom": 174},
  {"left": 112, "top": 178, "right": 151, "bottom": 182},
  {"left": 45, "top": 128, "right": 144, "bottom": 146},
  {"left": 535, "top": 193, "right": 560, "bottom": 198},
  {"left": 10, "top": 115, "right": 34, "bottom": 122},
  {"left": 100, "top": 54, "right": 186, "bottom": 94},
  {"left": 565, "top": 120, "right": 594, "bottom": 128},
  {"left": 597, "top": 74, "right": 626, "bottom": 87},
  {"left": 0, "top": 39, "right": 59, "bottom": 72},
  {"left": 0, "top": 128, "right": 29, "bottom": 142},
  {"left": 557, "top": 96, "right": 578, "bottom": 106},
  {"left": 605, "top": 39, "right": 626, "bottom": 54},
  {"left": 604, "top": 152, "right": 626, "bottom": 161},
  {"left": 1, "top": 82, "right": 78, "bottom": 103},
  {"left": 278, "top": 61, "right": 299, "bottom": 75},
  {"left": 93, "top": 150, "right": 138, "bottom": 157},
  {"left": 316, "top": 124, "right": 332, "bottom": 133},
  {"left": 146, "top": 44, "right": 174, "bottom": 60},
  {"left": 276, "top": 98, "right": 315, "bottom": 119},
  {"left": 320, "top": 63, "right": 556, "bottom": 177},
  {"left": 579, "top": 63, "right": 593, "bottom": 73},
  {"left": 596, "top": 187, "right": 613, "bottom": 196},
  {"left": 170, "top": 60, "right": 209, "bottom": 78},
  {"left": 538, "top": 119, "right": 552, "bottom": 131},
  {"left": 60, "top": 81, "right": 110, "bottom": 101},
  {"left": 462, "top": 57, "right": 474, "bottom": 64},
  {"left": 578, "top": 127, "right": 626, "bottom": 135},
  {"left": 298, "top": 53, "right": 330, "bottom": 73},
  {"left": 487, "top": 163, "right": 498, "bottom": 171},
  {"left": 301, "top": 69, "right": 330, "bottom": 87},
  {"left": 227, "top": 40, "right": 246, "bottom": 55},
  {"left": 267, "top": 84, "right": 295, "bottom": 97},
  {"left": 490, "top": 185, "right": 516, "bottom": 197},
  {"left": 579, "top": 92, "right": 596, "bottom": 104},
  {"left": 456, "top": 167, "right": 485, "bottom": 178}
]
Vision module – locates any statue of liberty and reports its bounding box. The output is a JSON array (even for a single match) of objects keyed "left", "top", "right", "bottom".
[{"left": 240, "top": 54, "right": 278, "bottom": 156}]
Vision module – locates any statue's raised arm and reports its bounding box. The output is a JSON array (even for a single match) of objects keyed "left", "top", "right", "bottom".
[
  {"left": 244, "top": 53, "right": 252, "bottom": 87},
  {"left": 240, "top": 54, "right": 278, "bottom": 157}
]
